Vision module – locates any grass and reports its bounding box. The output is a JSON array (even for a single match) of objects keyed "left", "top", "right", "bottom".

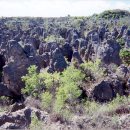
[{"left": 84, "top": 95, "right": 130, "bottom": 117}]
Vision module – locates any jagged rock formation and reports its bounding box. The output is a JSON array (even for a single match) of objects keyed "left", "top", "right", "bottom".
[{"left": 0, "top": 10, "right": 129, "bottom": 101}]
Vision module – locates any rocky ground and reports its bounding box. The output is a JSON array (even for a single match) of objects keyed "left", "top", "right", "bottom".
[
  {"left": 0, "top": 101, "right": 130, "bottom": 129},
  {"left": 0, "top": 9, "right": 129, "bottom": 129}
]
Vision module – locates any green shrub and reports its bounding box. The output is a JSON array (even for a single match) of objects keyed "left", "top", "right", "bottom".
[
  {"left": 41, "top": 92, "right": 53, "bottom": 111},
  {"left": 45, "top": 35, "right": 65, "bottom": 44},
  {"left": 120, "top": 49, "right": 130, "bottom": 65},
  {"left": 54, "top": 66, "right": 85, "bottom": 112},
  {"left": 39, "top": 71, "right": 60, "bottom": 90},
  {"left": 29, "top": 113, "right": 43, "bottom": 130},
  {"left": 85, "top": 100, "right": 100, "bottom": 115},
  {"left": 22, "top": 65, "right": 85, "bottom": 112},
  {"left": 99, "top": 10, "right": 130, "bottom": 19},
  {"left": 22, "top": 65, "right": 40, "bottom": 97},
  {"left": 45, "top": 35, "right": 57, "bottom": 43},
  {"left": 117, "top": 38, "right": 125, "bottom": 48},
  {"left": 84, "top": 95, "right": 130, "bottom": 116},
  {"left": 80, "top": 59, "right": 104, "bottom": 80}
]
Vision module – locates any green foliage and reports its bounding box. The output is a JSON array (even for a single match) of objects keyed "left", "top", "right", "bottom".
[
  {"left": 55, "top": 66, "right": 85, "bottom": 112},
  {"left": 72, "top": 18, "right": 84, "bottom": 29},
  {"left": 85, "top": 100, "right": 100, "bottom": 115},
  {"left": 40, "top": 66, "right": 85, "bottom": 112},
  {"left": 85, "top": 95, "right": 130, "bottom": 116},
  {"left": 45, "top": 35, "right": 65, "bottom": 44},
  {"left": 120, "top": 49, "right": 130, "bottom": 65},
  {"left": 80, "top": 59, "right": 101, "bottom": 72},
  {"left": 29, "top": 114, "right": 43, "bottom": 130},
  {"left": 22, "top": 65, "right": 85, "bottom": 112},
  {"left": 41, "top": 92, "right": 53, "bottom": 110},
  {"left": 105, "top": 95, "right": 129, "bottom": 112},
  {"left": 99, "top": 9, "right": 130, "bottom": 19},
  {"left": 117, "top": 38, "right": 125, "bottom": 48},
  {"left": 55, "top": 108, "right": 73, "bottom": 121},
  {"left": 80, "top": 59, "right": 104, "bottom": 79},
  {"left": 22, "top": 65, "right": 42, "bottom": 97},
  {"left": 39, "top": 71, "right": 60, "bottom": 89},
  {"left": 45, "top": 35, "right": 57, "bottom": 42}
]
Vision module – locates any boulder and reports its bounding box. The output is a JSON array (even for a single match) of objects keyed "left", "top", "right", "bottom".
[
  {"left": 7, "top": 40, "right": 27, "bottom": 61},
  {"left": 3, "top": 61, "right": 28, "bottom": 96},
  {"left": 51, "top": 48, "right": 67, "bottom": 72},
  {"left": 116, "top": 64, "right": 129, "bottom": 81},
  {"left": 62, "top": 42, "right": 73, "bottom": 62},
  {"left": 91, "top": 80, "right": 114, "bottom": 102},
  {"left": 0, "top": 107, "right": 32, "bottom": 128},
  {"left": 127, "top": 78, "right": 130, "bottom": 93},
  {"left": 0, "top": 122, "right": 22, "bottom": 129},
  {"left": 110, "top": 78, "right": 125, "bottom": 96},
  {"left": 97, "top": 39, "right": 121, "bottom": 65},
  {"left": 0, "top": 83, "right": 13, "bottom": 97},
  {"left": 72, "top": 49, "right": 83, "bottom": 67},
  {"left": 9, "top": 103, "right": 25, "bottom": 112}
]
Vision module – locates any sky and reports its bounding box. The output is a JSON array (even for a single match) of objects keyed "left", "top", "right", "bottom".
[{"left": 0, "top": 0, "right": 129, "bottom": 17}]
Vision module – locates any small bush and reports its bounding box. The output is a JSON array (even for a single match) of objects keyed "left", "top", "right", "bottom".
[
  {"left": 80, "top": 59, "right": 104, "bottom": 81},
  {"left": 117, "top": 38, "right": 125, "bottom": 48},
  {"left": 120, "top": 49, "right": 130, "bottom": 65},
  {"left": 41, "top": 92, "right": 53, "bottom": 111},
  {"left": 45, "top": 35, "right": 65, "bottom": 44},
  {"left": 22, "top": 65, "right": 85, "bottom": 113},
  {"left": 84, "top": 95, "right": 130, "bottom": 116},
  {"left": 22, "top": 65, "right": 41, "bottom": 97},
  {"left": 39, "top": 71, "right": 60, "bottom": 90},
  {"left": 29, "top": 114, "right": 43, "bottom": 130},
  {"left": 54, "top": 66, "right": 85, "bottom": 112}
]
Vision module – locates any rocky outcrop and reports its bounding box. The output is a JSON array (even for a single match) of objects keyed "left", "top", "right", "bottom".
[
  {"left": 0, "top": 105, "right": 49, "bottom": 129},
  {"left": 96, "top": 39, "right": 121, "bottom": 65},
  {"left": 0, "top": 107, "right": 31, "bottom": 129},
  {"left": 0, "top": 83, "right": 13, "bottom": 97},
  {"left": 0, "top": 15, "right": 129, "bottom": 102},
  {"left": 91, "top": 80, "right": 114, "bottom": 102}
]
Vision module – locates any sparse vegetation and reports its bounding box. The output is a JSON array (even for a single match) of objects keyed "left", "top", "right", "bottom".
[
  {"left": 45, "top": 35, "right": 65, "bottom": 44},
  {"left": 22, "top": 65, "right": 41, "bottom": 97},
  {"left": 117, "top": 37, "right": 125, "bottom": 48},
  {"left": 85, "top": 95, "right": 130, "bottom": 116},
  {"left": 120, "top": 49, "right": 130, "bottom": 65}
]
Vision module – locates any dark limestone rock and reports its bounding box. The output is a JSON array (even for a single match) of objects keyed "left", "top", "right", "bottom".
[
  {"left": 97, "top": 39, "right": 121, "bottom": 65},
  {"left": 91, "top": 80, "right": 114, "bottom": 102}
]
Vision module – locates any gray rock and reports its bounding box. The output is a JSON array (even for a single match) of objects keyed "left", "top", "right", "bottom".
[
  {"left": 116, "top": 64, "right": 129, "bottom": 81},
  {"left": 97, "top": 39, "right": 121, "bottom": 65},
  {"left": 0, "top": 83, "right": 13, "bottom": 97},
  {"left": 91, "top": 80, "right": 114, "bottom": 102},
  {"left": 0, "top": 107, "right": 32, "bottom": 128}
]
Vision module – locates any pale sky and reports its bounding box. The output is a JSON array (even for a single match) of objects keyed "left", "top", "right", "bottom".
[{"left": 0, "top": 0, "right": 129, "bottom": 17}]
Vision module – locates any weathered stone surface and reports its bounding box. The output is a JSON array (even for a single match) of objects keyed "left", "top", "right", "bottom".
[
  {"left": 96, "top": 39, "right": 121, "bottom": 65},
  {"left": 91, "top": 80, "right": 114, "bottom": 102},
  {"left": 116, "top": 64, "right": 129, "bottom": 80},
  {"left": 0, "top": 83, "right": 13, "bottom": 97},
  {"left": 0, "top": 107, "right": 32, "bottom": 128}
]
